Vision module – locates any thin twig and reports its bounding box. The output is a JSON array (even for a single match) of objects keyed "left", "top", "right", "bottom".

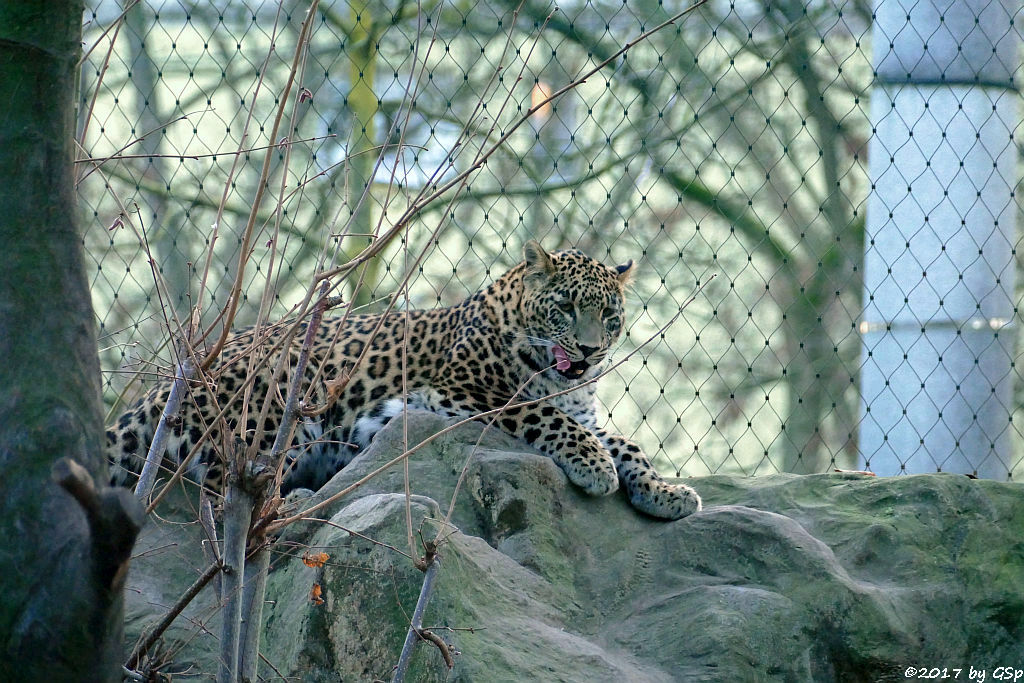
[
  {"left": 75, "top": 110, "right": 208, "bottom": 185},
  {"left": 266, "top": 275, "right": 715, "bottom": 533},
  {"left": 193, "top": 2, "right": 286, "bottom": 351},
  {"left": 437, "top": 366, "right": 551, "bottom": 541},
  {"left": 75, "top": 133, "right": 336, "bottom": 164},
  {"left": 125, "top": 559, "right": 224, "bottom": 670},
  {"left": 318, "top": 0, "right": 710, "bottom": 283},
  {"left": 200, "top": 1, "right": 321, "bottom": 370},
  {"left": 79, "top": 0, "right": 141, "bottom": 67},
  {"left": 293, "top": 518, "right": 414, "bottom": 560},
  {"left": 244, "top": 18, "right": 322, "bottom": 463},
  {"left": 264, "top": 282, "right": 332, "bottom": 488},
  {"left": 77, "top": 0, "right": 137, "bottom": 174}
]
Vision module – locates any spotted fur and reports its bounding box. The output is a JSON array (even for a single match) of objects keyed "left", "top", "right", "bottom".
[{"left": 107, "top": 241, "right": 701, "bottom": 520}]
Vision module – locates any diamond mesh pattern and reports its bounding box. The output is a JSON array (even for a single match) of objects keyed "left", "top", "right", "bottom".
[{"left": 79, "top": 0, "right": 1023, "bottom": 479}]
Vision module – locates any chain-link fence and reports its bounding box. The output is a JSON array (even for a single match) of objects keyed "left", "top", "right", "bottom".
[{"left": 78, "top": 0, "right": 1024, "bottom": 481}]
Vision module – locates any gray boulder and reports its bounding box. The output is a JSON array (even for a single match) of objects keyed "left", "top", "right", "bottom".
[{"left": 126, "top": 411, "right": 1024, "bottom": 681}]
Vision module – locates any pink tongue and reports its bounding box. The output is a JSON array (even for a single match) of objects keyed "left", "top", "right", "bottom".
[{"left": 552, "top": 345, "right": 571, "bottom": 371}]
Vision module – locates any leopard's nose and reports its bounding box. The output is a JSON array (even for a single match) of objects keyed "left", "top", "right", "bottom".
[{"left": 579, "top": 344, "right": 599, "bottom": 360}]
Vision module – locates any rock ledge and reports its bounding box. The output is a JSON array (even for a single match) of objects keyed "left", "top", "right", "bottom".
[{"left": 127, "top": 411, "right": 1024, "bottom": 681}]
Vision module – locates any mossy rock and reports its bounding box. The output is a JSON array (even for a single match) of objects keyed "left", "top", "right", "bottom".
[{"left": 127, "top": 411, "right": 1024, "bottom": 680}]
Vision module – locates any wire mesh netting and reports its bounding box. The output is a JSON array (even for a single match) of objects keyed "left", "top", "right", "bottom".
[{"left": 79, "top": 0, "right": 1024, "bottom": 480}]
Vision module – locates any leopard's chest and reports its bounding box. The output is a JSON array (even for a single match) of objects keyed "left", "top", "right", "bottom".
[{"left": 526, "top": 374, "right": 599, "bottom": 429}]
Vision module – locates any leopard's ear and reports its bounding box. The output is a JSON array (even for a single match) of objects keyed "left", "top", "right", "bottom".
[
  {"left": 523, "top": 240, "right": 556, "bottom": 287},
  {"left": 615, "top": 259, "right": 635, "bottom": 285}
]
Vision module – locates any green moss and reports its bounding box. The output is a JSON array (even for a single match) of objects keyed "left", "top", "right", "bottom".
[{"left": 133, "top": 415, "right": 1024, "bottom": 679}]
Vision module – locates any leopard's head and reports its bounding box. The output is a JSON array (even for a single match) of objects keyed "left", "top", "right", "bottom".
[{"left": 518, "top": 240, "right": 633, "bottom": 381}]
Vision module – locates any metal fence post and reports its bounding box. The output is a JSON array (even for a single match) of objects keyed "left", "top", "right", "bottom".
[{"left": 859, "top": 0, "right": 1020, "bottom": 478}]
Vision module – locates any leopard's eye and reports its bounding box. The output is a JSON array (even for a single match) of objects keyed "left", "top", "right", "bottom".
[
  {"left": 602, "top": 306, "right": 617, "bottom": 319},
  {"left": 556, "top": 300, "right": 574, "bottom": 314}
]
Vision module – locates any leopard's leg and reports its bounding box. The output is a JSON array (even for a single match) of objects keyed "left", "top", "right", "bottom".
[
  {"left": 106, "top": 382, "right": 228, "bottom": 495},
  {"left": 412, "top": 388, "right": 619, "bottom": 496},
  {"left": 506, "top": 403, "right": 619, "bottom": 495},
  {"left": 595, "top": 429, "right": 701, "bottom": 520}
]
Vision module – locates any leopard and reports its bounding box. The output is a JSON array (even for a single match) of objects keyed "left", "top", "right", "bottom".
[{"left": 107, "top": 241, "right": 702, "bottom": 520}]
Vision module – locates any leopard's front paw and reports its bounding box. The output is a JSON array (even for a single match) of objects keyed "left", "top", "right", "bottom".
[
  {"left": 576, "top": 461, "right": 620, "bottom": 496},
  {"left": 628, "top": 479, "right": 701, "bottom": 520},
  {"left": 561, "top": 451, "right": 619, "bottom": 496}
]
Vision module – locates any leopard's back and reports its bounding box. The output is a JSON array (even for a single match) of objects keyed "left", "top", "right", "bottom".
[{"left": 106, "top": 304, "right": 467, "bottom": 493}]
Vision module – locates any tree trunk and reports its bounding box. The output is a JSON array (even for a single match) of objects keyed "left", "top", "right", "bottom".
[
  {"left": 343, "top": 0, "right": 382, "bottom": 307},
  {"left": 0, "top": 4, "right": 142, "bottom": 680}
]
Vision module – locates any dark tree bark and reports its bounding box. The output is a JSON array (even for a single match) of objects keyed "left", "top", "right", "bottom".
[{"left": 0, "top": 4, "right": 142, "bottom": 681}]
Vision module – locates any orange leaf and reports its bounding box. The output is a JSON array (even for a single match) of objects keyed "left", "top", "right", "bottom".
[
  {"left": 302, "top": 551, "right": 329, "bottom": 568},
  {"left": 310, "top": 583, "right": 324, "bottom": 606},
  {"left": 324, "top": 373, "right": 350, "bottom": 403}
]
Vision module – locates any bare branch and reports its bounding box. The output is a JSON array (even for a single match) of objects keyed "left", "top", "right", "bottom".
[
  {"left": 391, "top": 555, "right": 444, "bottom": 681},
  {"left": 77, "top": 1, "right": 139, "bottom": 171},
  {"left": 267, "top": 274, "right": 716, "bottom": 533},
  {"left": 134, "top": 353, "right": 195, "bottom": 500},
  {"left": 318, "top": 0, "right": 710, "bottom": 283},
  {"left": 125, "top": 559, "right": 224, "bottom": 671}
]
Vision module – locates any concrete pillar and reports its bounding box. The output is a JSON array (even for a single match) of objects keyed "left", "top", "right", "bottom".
[{"left": 859, "top": 0, "right": 1020, "bottom": 478}]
